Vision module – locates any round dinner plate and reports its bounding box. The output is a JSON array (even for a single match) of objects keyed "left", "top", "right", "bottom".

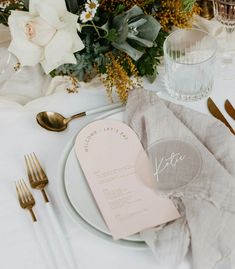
[{"left": 57, "top": 109, "right": 145, "bottom": 248}]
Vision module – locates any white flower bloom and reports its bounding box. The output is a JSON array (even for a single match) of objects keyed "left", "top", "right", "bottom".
[
  {"left": 80, "top": 10, "right": 94, "bottom": 23},
  {"left": 8, "top": 0, "right": 85, "bottom": 74},
  {"left": 85, "top": 0, "right": 99, "bottom": 13}
]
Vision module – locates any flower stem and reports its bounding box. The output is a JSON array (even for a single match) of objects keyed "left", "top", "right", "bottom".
[
  {"left": 91, "top": 20, "right": 101, "bottom": 38},
  {"left": 81, "top": 22, "right": 107, "bottom": 39}
]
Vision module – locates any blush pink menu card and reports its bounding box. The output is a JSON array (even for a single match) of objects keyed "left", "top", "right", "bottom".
[{"left": 75, "top": 119, "right": 180, "bottom": 240}]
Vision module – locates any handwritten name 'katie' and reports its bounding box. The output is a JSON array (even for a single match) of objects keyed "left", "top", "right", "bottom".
[{"left": 154, "top": 152, "right": 186, "bottom": 181}]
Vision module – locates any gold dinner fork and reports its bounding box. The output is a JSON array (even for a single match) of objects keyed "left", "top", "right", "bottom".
[
  {"left": 15, "top": 179, "right": 37, "bottom": 222},
  {"left": 24, "top": 152, "right": 77, "bottom": 269},
  {"left": 24, "top": 153, "right": 49, "bottom": 203}
]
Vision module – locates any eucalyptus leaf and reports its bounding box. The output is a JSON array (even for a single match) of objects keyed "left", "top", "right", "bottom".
[
  {"left": 127, "top": 33, "right": 154, "bottom": 47},
  {"left": 134, "top": 15, "right": 161, "bottom": 43},
  {"left": 111, "top": 5, "right": 161, "bottom": 60},
  {"left": 125, "top": 5, "right": 143, "bottom": 18},
  {"left": 128, "top": 18, "right": 147, "bottom": 29},
  {"left": 112, "top": 41, "right": 144, "bottom": 61},
  {"left": 112, "top": 14, "right": 129, "bottom": 43}
]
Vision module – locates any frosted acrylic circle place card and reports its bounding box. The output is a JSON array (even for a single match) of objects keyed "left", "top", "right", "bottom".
[
  {"left": 136, "top": 139, "right": 202, "bottom": 191},
  {"left": 75, "top": 120, "right": 180, "bottom": 240},
  {"left": 163, "top": 29, "right": 217, "bottom": 101}
]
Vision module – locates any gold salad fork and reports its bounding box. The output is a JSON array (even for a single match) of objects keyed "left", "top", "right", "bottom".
[
  {"left": 15, "top": 179, "right": 37, "bottom": 222},
  {"left": 24, "top": 153, "right": 49, "bottom": 203},
  {"left": 24, "top": 152, "right": 77, "bottom": 269},
  {"left": 15, "top": 179, "right": 57, "bottom": 269}
]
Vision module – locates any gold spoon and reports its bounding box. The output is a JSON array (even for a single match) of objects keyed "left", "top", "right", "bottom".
[{"left": 36, "top": 103, "right": 123, "bottom": 132}]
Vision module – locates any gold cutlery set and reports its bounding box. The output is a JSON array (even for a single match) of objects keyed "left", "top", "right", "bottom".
[
  {"left": 207, "top": 98, "right": 235, "bottom": 135},
  {"left": 35, "top": 99, "right": 235, "bottom": 136},
  {"left": 16, "top": 153, "right": 77, "bottom": 269}
]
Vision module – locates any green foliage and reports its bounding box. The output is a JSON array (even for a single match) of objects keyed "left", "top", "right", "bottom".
[
  {"left": 105, "top": 29, "right": 118, "bottom": 42},
  {"left": 136, "top": 29, "right": 167, "bottom": 81},
  {"left": 114, "top": 4, "right": 125, "bottom": 15},
  {"left": 0, "top": 0, "right": 197, "bottom": 86},
  {"left": 182, "top": 0, "right": 196, "bottom": 12},
  {"left": 54, "top": 34, "right": 110, "bottom": 81}
]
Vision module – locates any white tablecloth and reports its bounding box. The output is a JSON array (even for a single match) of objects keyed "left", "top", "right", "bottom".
[
  {"left": 0, "top": 20, "right": 235, "bottom": 269},
  {"left": 0, "top": 70, "right": 234, "bottom": 269}
]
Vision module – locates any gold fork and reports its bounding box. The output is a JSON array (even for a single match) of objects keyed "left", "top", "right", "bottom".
[
  {"left": 15, "top": 179, "right": 37, "bottom": 222},
  {"left": 15, "top": 179, "right": 57, "bottom": 269},
  {"left": 24, "top": 153, "right": 49, "bottom": 203},
  {"left": 24, "top": 152, "right": 77, "bottom": 269}
]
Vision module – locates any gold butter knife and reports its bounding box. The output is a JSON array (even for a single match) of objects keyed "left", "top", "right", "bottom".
[
  {"left": 225, "top": 99, "right": 235, "bottom": 121},
  {"left": 207, "top": 97, "right": 235, "bottom": 135}
]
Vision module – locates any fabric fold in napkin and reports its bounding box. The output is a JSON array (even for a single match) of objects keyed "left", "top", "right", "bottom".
[{"left": 124, "top": 89, "right": 235, "bottom": 269}]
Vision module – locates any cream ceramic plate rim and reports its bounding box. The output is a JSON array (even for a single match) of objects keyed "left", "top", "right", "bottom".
[{"left": 57, "top": 108, "right": 146, "bottom": 248}]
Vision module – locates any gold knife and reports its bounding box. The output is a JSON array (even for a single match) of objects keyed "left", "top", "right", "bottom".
[
  {"left": 224, "top": 99, "right": 235, "bottom": 121},
  {"left": 207, "top": 97, "right": 235, "bottom": 135}
]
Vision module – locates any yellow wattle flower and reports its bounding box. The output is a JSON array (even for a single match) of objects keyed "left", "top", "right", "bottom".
[{"left": 99, "top": 52, "right": 140, "bottom": 103}]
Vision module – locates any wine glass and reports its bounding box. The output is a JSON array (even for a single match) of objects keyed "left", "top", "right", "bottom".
[
  {"left": 213, "top": 0, "right": 235, "bottom": 77},
  {"left": 213, "top": 0, "right": 235, "bottom": 31}
]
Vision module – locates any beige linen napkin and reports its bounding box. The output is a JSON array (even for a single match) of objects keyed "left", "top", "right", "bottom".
[{"left": 124, "top": 89, "right": 235, "bottom": 269}]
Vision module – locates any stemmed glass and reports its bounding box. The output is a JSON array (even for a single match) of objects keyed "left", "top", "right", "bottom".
[{"left": 213, "top": 0, "right": 235, "bottom": 77}]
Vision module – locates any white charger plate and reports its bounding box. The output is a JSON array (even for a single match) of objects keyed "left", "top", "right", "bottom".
[{"left": 57, "top": 109, "right": 145, "bottom": 248}]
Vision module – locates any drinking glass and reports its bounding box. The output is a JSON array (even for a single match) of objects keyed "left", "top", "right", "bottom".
[
  {"left": 213, "top": 0, "right": 235, "bottom": 30},
  {"left": 163, "top": 29, "right": 217, "bottom": 101},
  {"left": 213, "top": 0, "right": 235, "bottom": 76}
]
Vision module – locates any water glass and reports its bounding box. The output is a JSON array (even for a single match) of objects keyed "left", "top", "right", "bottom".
[{"left": 163, "top": 29, "right": 217, "bottom": 101}]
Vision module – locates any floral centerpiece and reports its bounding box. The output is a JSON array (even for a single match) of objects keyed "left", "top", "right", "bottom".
[{"left": 0, "top": 0, "right": 199, "bottom": 102}]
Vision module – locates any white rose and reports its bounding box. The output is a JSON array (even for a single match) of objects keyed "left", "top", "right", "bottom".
[{"left": 8, "top": 0, "right": 84, "bottom": 74}]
